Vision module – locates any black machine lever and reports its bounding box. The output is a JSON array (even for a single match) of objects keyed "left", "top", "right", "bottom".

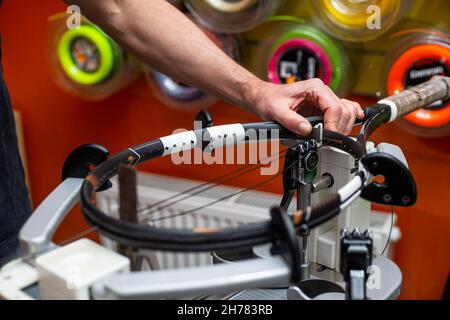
[
  {"left": 340, "top": 229, "right": 373, "bottom": 300},
  {"left": 195, "top": 109, "right": 213, "bottom": 129},
  {"left": 62, "top": 144, "right": 112, "bottom": 191}
]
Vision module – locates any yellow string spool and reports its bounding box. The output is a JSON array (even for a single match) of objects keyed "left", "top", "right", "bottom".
[
  {"left": 49, "top": 16, "right": 141, "bottom": 101},
  {"left": 312, "top": 0, "right": 410, "bottom": 42}
]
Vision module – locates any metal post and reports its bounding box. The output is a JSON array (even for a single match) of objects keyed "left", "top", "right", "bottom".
[{"left": 297, "top": 182, "right": 311, "bottom": 281}]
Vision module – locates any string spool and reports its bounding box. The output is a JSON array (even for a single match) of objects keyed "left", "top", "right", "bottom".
[
  {"left": 385, "top": 32, "right": 450, "bottom": 137},
  {"left": 258, "top": 22, "right": 351, "bottom": 95},
  {"left": 311, "top": 0, "right": 409, "bottom": 42},
  {"left": 185, "top": 0, "right": 284, "bottom": 33},
  {"left": 50, "top": 17, "right": 140, "bottom": 101}
]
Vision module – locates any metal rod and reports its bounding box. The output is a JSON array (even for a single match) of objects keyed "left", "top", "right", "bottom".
[
  {"left": 312, "top": 174, "right": 334, "bottom": 193},
  {"left": 118, "top": 165, "right": 139, "bottom": 269},
  {"left": 297, "top": 182, "right": 312, "bottom": 281}
]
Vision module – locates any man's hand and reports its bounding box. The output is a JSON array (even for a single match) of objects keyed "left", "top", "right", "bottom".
[{"left": 253, "top": 79, "right": 365, "bottom": 136}]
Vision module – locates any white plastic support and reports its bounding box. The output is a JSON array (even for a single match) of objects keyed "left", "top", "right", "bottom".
[
  {"left": 0, "top": 259, "right": 38, "bottom": 300},
  {"left": 35, "top": 239, "right": 130, "bottom": 300},
  {"left": 19, "top": 178, "right": 83, "bottom": 256},
  {"left": 309, "top": 142, "right": 375, "bottom": 271}
]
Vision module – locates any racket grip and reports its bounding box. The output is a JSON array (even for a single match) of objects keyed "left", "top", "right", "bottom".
[{"left": 378, "top": 76, "right": 450, "bottom": 122}]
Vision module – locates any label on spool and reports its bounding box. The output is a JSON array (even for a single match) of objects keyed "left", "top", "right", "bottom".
[
  {"left": 268, "top": 38, "right": 333, "bottom": 87},
  {"left": 406, "top": 59, "right": 450, "bottom": 109},
  {"left": 264, "top": 28, "right": 346, "bottom": 91},
  {"left": 406, "top": 59, "right": 449, "bottom": 88},
  {"left": 261, "top": 25, "right": 348, "bottom": 93},
  {"left": 70, "top": 38, "right": 100, "bottom": 74},
  {"left": 387, "top": 42, "right": 450, "bottom": 128}
]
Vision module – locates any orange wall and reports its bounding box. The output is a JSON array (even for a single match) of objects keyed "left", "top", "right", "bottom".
[{"left": 1, "top": 1, "right": 449, "bottom": 299}]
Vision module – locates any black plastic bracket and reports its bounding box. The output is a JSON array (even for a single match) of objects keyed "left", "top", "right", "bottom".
[
  {"left": 281, "top": 139, "right": 318, "bottom": 209},
  {"left": 340, "top": 229, "right": 373, "bottom": 300},
  {"left": 270, "top": 206, "right": 301, "bottom": 283},
  {"left": 62, "top": 144, "right": 112, "bottom": 191},
  {"left": 361, "top": 152, "right": 417, "bottom": 207},
  {"left": 195, "top": 109, "right": 214, "bottom": 152},
  {"left": 195, "top": 109, "right": 213, "bottom": 129}
]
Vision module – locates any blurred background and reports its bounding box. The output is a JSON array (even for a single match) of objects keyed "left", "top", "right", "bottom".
[{"left": 0, "top": 0, "right": 449, "bottom": 299}]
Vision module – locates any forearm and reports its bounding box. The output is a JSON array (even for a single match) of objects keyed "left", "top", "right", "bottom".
[
  {"left": 64, "top": 0, "right": 264, "bottom": 110},
  {"left": 64, "top": 0, "right": 363, "bottom": 136}
]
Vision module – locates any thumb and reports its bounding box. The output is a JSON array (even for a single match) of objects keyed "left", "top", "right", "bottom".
[{"left": 275, "top": 109, "right": 312, "bottom": 136}]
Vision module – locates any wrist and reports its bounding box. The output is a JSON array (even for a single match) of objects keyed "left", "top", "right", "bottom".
[{"left": 240, "top": 77, "right": 271, "bottom": 118}]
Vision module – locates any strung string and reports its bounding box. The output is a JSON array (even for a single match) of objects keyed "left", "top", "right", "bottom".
[
  {"left": 58, "top": 153, "right": 287, "bottom": 245},
  {"left": 147, "top": 157, "right": 300, "bottom": 223},
  {"left": 57, "top": 226, "right": 99, "bottom": 247},
  {"left": 381, "top": 206, "right": 394, "bottom": 256},
  {"left": 20, "top": 147, "right": 296, "bottom": 261},
  {"left": 137, "top": 163, "right": 258, "bottom": 213},
  {"left": 21, "top": 145, "right": 298, "bottom": 259},
  {"left": 139, "top": 151, "right": 289, "bottom": 219},
  {"left": 136, "top": 147, "right": 290, "bottom": 217}
]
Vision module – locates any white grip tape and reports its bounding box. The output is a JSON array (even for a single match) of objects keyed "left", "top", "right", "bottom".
[
  {"left": 340, "top": 191, "right": 362, "bottom": 211},
  {"left": 160, "top": 130, "right": 198, "bottom": 156},
  {"left": 205, "top": 124, "right": 246, "bottom": 151},
  {"left": 338, "top": 175, "right": 363, "bottom": 202},
  {"left": 378, "top": 99, "right": 398, "bottom": 123}
]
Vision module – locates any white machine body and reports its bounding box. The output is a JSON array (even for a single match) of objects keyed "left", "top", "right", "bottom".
[
  {"left": 309, "top": 143, "right": 375, "bottom": 271},
  {"left": 35, "top": 239, "right": 129, "bottom": 299}
]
